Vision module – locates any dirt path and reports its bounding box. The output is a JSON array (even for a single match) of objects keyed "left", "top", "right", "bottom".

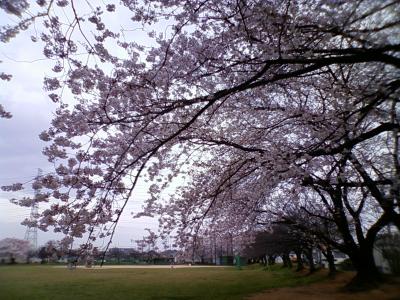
[
  {"left": 53, "top": 264, "right": 228, "bottom": 269},
  {"left": 248, "top": 272, "right": 400, "bottom": 300}
]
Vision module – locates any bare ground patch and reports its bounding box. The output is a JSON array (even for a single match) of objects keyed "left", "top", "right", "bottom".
[
  {"left": 247, "top": 271, "right": 400, "bottom": 300},
  {"left": 53, "top": 264, "right": 228, "bottom": 269}
]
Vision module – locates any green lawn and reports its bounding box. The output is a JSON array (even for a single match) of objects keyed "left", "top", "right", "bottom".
[{"left": 0, "top": 265, "right": 324, "bottom": 300}]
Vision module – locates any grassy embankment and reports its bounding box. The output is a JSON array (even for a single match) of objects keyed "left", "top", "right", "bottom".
[{"left": 0, "top": 264, "right": 324, "bottom": 300}]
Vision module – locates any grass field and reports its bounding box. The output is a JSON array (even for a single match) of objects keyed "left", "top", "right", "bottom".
[{"left": 0, "top": 264, "right": 324, "bottom": 300}]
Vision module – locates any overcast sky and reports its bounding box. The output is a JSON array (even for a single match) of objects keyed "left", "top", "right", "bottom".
[{"left": 0, "top": 4, "right": 165, "bottom": 248}]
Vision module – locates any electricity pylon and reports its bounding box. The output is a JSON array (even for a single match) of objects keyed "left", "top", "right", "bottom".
[{"left": 24, "top": 168, "right": 42, "bottom": 250}]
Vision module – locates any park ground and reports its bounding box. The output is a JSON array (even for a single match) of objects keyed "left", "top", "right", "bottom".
[
  {"left": 249, "top": 271, "right": 400, "bottom": 300},
  {"left": 0, "top": 264, "right": 399, "bottom": 300}
]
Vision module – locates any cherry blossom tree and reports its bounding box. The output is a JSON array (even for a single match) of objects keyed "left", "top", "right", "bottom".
[
  {"left": 244, "top": 226, "right": 300, "bottom": 269},
  {"left": 1, "top": 0, "right": 399, "bottom": 287},
  {"left": 0, "top": 238, "right": 30, "bottom": 263},
  {"left": 0, "top": 103, "right": 12, "bottom": 118}
]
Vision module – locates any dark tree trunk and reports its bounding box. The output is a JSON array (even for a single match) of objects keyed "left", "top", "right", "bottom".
[
  {"left": 288, "top": 256, "right": 293, "bottom": 268},
  {"left": 305, "top": 248, "right": 316, "bottom": 273},
  {"left": 268, "top": 255, "right": 276, "bottom": 265},
  {"left": 345, "top": 210, "right": 393, "bottom": 290},
  {"left": 325, "top": 246, "right": 337, "bottom": 278},
  {"left": 282, "top": 253, "right": 292, "bottom": 268},
  {"left": 263, "top": 255, "right": 267, "bottom": 267},
  {"left": 282, "top": 254, "right": 288, "bottom": 267},
  {"left": 295, "top": 250, "right": 304, "bottom": 271},
  {"left": 347, "top": 245, "right": 382, "bottom": 291}
]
